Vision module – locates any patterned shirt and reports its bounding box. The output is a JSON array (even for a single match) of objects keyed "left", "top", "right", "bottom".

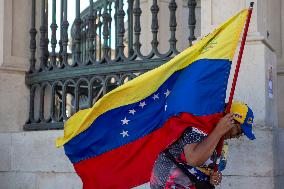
[{"left": 150, "top": 127, "right": 217, "bottom": 189}]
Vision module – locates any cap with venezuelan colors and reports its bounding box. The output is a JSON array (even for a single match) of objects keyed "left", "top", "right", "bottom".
[{"left": 230, "top": 101, "right": 255, "bottom": 140}]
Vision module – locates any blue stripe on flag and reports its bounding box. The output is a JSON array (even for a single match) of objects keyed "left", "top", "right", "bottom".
[
  {"left": 164, "top": 59, "right": 231, "bottom": 117},
  {"left": 64, "top": 59, "right": 231, "bottom": 163}
]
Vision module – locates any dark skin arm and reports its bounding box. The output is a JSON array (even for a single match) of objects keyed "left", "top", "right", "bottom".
[{"left": 184, "top": 113, "right": 234, "bottom": 167}]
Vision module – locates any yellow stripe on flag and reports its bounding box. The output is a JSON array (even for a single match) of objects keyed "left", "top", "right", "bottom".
[{"left": 56, "top": 9, "right": 248, "bottom": 147}]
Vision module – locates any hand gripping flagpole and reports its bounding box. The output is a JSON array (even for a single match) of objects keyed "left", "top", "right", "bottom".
[{"left": 215, "top": 2, "right": 254, "bottom": 172}]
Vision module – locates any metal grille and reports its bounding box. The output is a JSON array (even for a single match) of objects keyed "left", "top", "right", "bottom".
[{"left": 25, "top": 0, "right": 197, "bottom": 130}]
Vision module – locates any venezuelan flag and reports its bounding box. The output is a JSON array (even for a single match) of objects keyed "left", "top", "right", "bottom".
[{"left": 56, "top": 9, "right": 248, "bottom": 189}]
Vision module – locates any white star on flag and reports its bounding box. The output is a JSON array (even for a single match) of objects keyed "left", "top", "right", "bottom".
[
  {"left": 129, "top": 109, "right": 136, "bottom": 115},
  {"left": 120, "top": 130, "right": 129, "bottom": 138},
  {"left": 189, "top": 168, "right": 197, "bottom": 174},
  {"left": 139, "top": 101, "right": 146, "bottom": 108},
  {"left": 152, "top": 94, "right": 159, "bottom": 100},
  {"left": 121, "top": 117, "right": 130, "bottom": 125},
  {"left": 164, "top": 104, "right": 168, "bottom": 111},
  {"left": 164, "top": 89, "right": 170, "bottom": 97}
]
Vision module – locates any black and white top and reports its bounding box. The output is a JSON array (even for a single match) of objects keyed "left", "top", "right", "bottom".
[{"left": 150, "top": 127, "right": 217, "bottom": 189}]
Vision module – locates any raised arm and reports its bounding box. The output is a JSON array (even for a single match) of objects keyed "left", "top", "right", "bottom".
[{"left": 184, "top": 113, "right": 234, "bottom": 167}]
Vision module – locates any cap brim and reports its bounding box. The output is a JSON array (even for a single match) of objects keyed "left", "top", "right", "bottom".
[{"left": 241, "top": 123, "right": 256, "bottom": 140}]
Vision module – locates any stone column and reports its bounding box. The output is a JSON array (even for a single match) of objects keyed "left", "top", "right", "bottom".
[
  {"left": 277, "top": 1, "right": 284, "bottom": 129},
  {"left": 275, "top": 1, "right": 284, "bottom": 188},
  {"left": 0, "top": 0, "right": 30, "bottom": 187},
  {"left": 0, "top": 0, "right": 30, "bottom": 132},
  {"left": 201, "top": 0, "right": 281, "bottom": 127},
  {"left": 201, "top": 0, "right": 282, "bottom": 189},
  {"left": 0, "top": 1, "right": 81, "bottom": 189}
]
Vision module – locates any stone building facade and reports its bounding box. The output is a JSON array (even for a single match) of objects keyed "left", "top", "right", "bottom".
[{"left": 0, "top": 0, "right": 283, "bottom": 188}]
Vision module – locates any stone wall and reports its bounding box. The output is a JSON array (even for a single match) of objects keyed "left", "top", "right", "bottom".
[{"left": 0, "top": 131, "right": 81, "bottom": 189}]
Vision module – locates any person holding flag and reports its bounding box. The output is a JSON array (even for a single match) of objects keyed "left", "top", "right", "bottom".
[
  {"left": 150, "top": 101, "right": 256, "bottom": 189},
  {"left": 151, "top": 3, "right": 255, "bottom": 188},
  {"left": 56, "top": 3, "right": 255, "bottom": 189}
]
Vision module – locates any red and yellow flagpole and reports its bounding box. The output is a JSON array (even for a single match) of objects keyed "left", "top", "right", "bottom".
[{"left": 215, "top": 2, "right": 254, "bottom": 171}]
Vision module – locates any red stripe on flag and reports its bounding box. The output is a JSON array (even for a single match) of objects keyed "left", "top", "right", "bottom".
[{"left": 74, "top": 113, "right": 222, "bottom": 189}]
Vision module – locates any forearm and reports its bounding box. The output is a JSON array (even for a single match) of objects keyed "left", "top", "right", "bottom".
[{"left": 185, "top": 129, "right": 222, "bottom": 166}]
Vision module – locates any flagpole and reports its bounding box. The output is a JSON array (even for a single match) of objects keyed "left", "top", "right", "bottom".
[
  {"left": 215, "top": 2, "right": 254, "bottom": 172},
  {"left": 226, "top": 2, "right": 254, "bottom": 113}
]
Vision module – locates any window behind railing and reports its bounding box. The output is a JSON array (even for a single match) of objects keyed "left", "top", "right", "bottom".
[{"left": 25, "top": 0, "right": 198, "bottom": 130}]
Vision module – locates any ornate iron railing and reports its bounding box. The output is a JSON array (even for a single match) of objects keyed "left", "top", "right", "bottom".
[{"left": 25, "top": 0, "right": 197, "bottom": 130}]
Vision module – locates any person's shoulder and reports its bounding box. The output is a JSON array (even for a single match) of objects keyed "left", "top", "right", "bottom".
[
  {"left": 183, "top": 127, "right": 207, "bottom": 135},
  {"left": 191, "top": 127, "right": 207, "bottom": 136},
  {"left": 181, "top": 127, "right": 208, "bottom": 145}
]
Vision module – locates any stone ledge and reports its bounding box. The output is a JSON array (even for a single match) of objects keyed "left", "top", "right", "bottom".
[
  {"left": 216, "top": 175, "right": 274, "bottom": 189},
  {"left": 0, "top": 172, "right": 279, "bottom": 189},
  {"left": 0, "top": 64, "right": 28, "bottom": 73},
  {"left": 0, "top": 172, "right": 36, "bottom": 189},
  {"left": 0, "top": 171, "right": 81, "bottom": 189},
  {"left": 36, "top": 172, "right": 82, "bottom": 189}
]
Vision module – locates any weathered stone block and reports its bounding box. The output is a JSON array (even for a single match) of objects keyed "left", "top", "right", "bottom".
[
  {"left": 275, "top": 175, "right": 284, "bottom": 189},
  {"left": 11, "top": 130, "right": 74, "bottom": 172},
  {"left": 36, "top": 172, "right": 82, "bottom": 189},
  {"left": 0, "top": 133, "right": 12, "bottom": 171},
  {"left": 216, "top": 175, "right": 274, "bottom": 189},
  {"left": 277, "top": 74, "right": 284, "bottom": 129},
  {"left": 0, "top": 71, "right": 28, "bottom": 132},
  {"left": 0, "top": 172, "right": 36, "bottom": 189},
  {"left": 274, "top": 128, "right": 284, "bottom": 176}
]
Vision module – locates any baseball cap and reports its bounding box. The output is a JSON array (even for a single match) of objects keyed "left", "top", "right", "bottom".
[{"left": 230, "top": 101, "right": 255, "bottom": 140}]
